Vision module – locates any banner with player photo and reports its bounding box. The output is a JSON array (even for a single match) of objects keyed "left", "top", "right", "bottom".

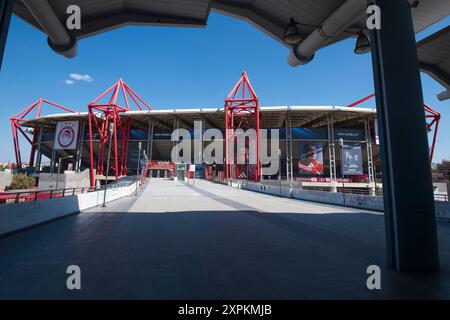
[
  {"left": 54, "top": 121, "right": 79, "bottom": 150},
  {"left": 341, "top": 143, "right": 363, "bottom": 175},
  {"left": 298, "top": 143, "right": 324, "bottom": 175}
]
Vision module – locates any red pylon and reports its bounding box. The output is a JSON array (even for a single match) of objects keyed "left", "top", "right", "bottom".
[
  {"left": 347, "top": 93, "right": 441, "bottom": 163},
  {"left": 88, "top": 79, "right": 152, "bottom": 187},
  {"left": 224, "top": 72, "right": 261, "bottom": 181},
  {"left": 10, "top": 98, "right": 76, "bottom": 168}
]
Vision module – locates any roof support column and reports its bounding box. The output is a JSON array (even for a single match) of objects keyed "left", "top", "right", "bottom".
[
  {"left": 173, "top": 117, "right": 180, "bottom": 163},
  {"left": 146, "top": 117, "right": 154, "bottom": 161},
  {"left": 364, "top": 119, "right": 376, "bottom": 196},
  {"left": 285, "top": 112, "right": 293, "bottom": 182},
  {"left": 369, "top": 0, "right": 439, "bottom": 272},
  {"left": 50, "top": 149, "right": 56, "bottom": 175},
  {"left": 75, "top": 120, "right": 86, "bottom": 172},
  {"left": 34, "top": 124, "right": 43, "bottom": 174},
  {"left": 327, "top": 114, "right": 337, "bottom": 193},
  {"left": 0, "top": 0, "right": 13, "bottom": 71}
]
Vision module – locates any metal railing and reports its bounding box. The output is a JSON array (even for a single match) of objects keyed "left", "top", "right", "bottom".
[
  {"left": 0, "top": 180, "right": 134, "bottom": 205},
  {"left": 302, "top": 185, "right": 384, "bottom": 197},
  {"left": 435, "top": 194, "right": 449, "bottom": 202},
  {"left": 204, "top": 176, "right": 450, "bottom": 202},
  {"left": 0, "top": 187, "right": 91, "bottom": 204},
  {"left": 240, "top": 178, "right": 449, "bottom": 202},
  {"left": 247, "top": 179, "right": 384, "bottom": 197}
]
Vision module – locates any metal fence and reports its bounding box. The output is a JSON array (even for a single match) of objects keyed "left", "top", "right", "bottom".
[
  {"left": 0, "top": 180, "right": 134, "bottom": 205},
  {"left": 435, "top": 194, "right": 449, "bottom": 202},
  {"left": 206, "top": 176, "right": 449, "bottom": 203}
]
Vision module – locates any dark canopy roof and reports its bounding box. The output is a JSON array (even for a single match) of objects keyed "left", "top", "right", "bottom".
[
  {"left": 418, "top": 25, "right": 450, "bottom": 88},
  {"left": 13, "top": 0, "right": 450, "bottom": 50}
]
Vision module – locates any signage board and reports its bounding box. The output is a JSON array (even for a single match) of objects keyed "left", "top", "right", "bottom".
[{"left": 54, "top": 121, "right": 79, "bottom": 150}]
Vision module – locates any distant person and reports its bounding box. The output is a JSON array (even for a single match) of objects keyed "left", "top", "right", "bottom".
[{"left": 299, "top": 143, "right": 324, "bottom": 175}]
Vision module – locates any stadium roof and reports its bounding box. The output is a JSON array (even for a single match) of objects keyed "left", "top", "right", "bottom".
[
  {"left": 19, "top": 106, "right": 378, "bottom": 165},
  {"left": 20, "top": 105, "right": 377, "bottom": 130}
]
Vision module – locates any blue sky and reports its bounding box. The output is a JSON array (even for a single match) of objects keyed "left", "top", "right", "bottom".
[{"left": 0, "top": 13, "right": 448, "bottom": 163}]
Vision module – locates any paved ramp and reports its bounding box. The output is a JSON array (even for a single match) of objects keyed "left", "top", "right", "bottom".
[{"left": 0, "top": 178, "right": 449, "bottom": 299}]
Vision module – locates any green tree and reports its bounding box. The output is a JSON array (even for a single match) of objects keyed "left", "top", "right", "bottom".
[{"left": 10, "top": 173, "right": 36, "bottom": 190}]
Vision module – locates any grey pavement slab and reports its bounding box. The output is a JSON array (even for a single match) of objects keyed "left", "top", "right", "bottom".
[{"left": 0, "top": 178, "right": 449, "bottom": 299}]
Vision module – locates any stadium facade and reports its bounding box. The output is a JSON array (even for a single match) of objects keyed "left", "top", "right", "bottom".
[{"left": 10, "top": 75, "right": 439, "bottom": 194}]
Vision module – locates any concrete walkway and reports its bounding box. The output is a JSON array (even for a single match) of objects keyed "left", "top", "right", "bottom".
[{"left": 0, "top": 178, "right": 449, "bottom": 299}]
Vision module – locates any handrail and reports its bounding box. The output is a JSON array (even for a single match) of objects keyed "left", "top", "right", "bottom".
[
  {"left": 0, "top": 181, "right": 134, "bottom": 205},
  {"left": 240, "top": 179, "right": 447, "bottom": 202},
  {"left": 435, "top": 194, "right": 449, "bottom": 202}
]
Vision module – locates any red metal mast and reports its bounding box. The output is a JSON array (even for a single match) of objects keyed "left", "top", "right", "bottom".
[
  {"left": 346, "top": 93, "right": 441, "bottom": 163},
  {"left": 424, "top": 104, "right": 441, "bottom": 163},
  {"left": 224, "top": 72, "right": 261, "bottom": 181},
  {"left": 87, "top": 79, "right": 152, "bottom": 188},
  {"left": 10, "top": 98, "right": 76, "bottom": 168}
]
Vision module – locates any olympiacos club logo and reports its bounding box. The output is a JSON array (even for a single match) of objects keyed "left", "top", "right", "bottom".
[
  {"left": 55, "top": 121, "right": 79, "bottom": 150},
  {"left": 58, "top": 125, "right": 76, "bottom": 148}
]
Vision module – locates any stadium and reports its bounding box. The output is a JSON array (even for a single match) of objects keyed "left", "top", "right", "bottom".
[
  {"left": 10, "top": 73, "right": 442, "bottom": 195},
  {"left": 1, "top": 0, "right": 450, "bottom": 300}
]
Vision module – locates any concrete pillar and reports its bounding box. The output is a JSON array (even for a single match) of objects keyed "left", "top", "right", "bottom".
[
  {"left": 146, "top": 117, "right": 154, "bottom": 161},
  {"left": 447, "top": 180, "right": 450, "bottom": 202},
  {"left": 0, "top": 0, "right": 13, "bottom": 71},
  {"left": 369, "top": 0, "right": 439, "bottom": 272},
  {"left": 36, "top": 126, "right": 43, "bottom": 173},
  {"left": 50, "top": 149, "right": 56, "bottom": 175},
  {"left": 327, "top": 115, "right": 337, "bottom": 193},
  {"left": 194, "top": 120, "right": 203, "bottom": 165},
  {"left": 365, "top": 119, "right": 376, "bottom": 196},
  {"left": 76, "top": 120, "right": 85, "bottom": 172}
]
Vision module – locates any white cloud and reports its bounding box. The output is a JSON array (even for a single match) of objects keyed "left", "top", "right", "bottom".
[
  {"left": 69, "top": 73, "right": 94, "bottom": 82},
  {"left": 65, "top": 80, "right": 75, "bottom": 85}
]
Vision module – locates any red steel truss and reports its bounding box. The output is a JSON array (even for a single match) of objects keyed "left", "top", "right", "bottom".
[
  {"left": 224, "top": 72, "right": 261, "bottom": 181},
  {"left": 88, "top": 79, "right": 152, "bottom": 187},
  {"left": 424, "top": 104, "right": 441, "bottom": 162},
  {"left": 10, "top": 98, "right": 76, "bottom": 168},
  {"left": 347, "top": 93, "right": 441, "bottom": 163}
]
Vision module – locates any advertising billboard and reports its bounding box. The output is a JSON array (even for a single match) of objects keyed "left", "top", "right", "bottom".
[
  {"left": 341, "top": 144, "right": 363, "bottom": 175},
  {"left": 298, "top": 143, "right": 324, "bottom": 175},
  {"left": 194, "top": 164, "right": 206, "bottom": 179},
  {"left": 54, "top": 121, "right": 79, "bottom": 150}
]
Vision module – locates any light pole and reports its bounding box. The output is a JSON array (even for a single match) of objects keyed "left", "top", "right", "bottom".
[
  {"left": 55, "top": 155, "right": 74, "bottom": 191},
  {"left": 135, "top": 141, "right": 142, "bottom": 196},
  {"left": 142, "top": 149, "right": 147, "bottom": 182},
  {"left": 339, "top": 138, "right": 345, "bottom": 201},
  {"left": 246, "top": 152, "right": 249, "bottom": 182},
  {"left": 373, "top": 165, "right": 378, "bottom": 195},
  {"left": 278, "top": 148, "right": 281, "bottom": 196},
  {"left": 102, "top": 123, "right": 114, "bottom": 207}
]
